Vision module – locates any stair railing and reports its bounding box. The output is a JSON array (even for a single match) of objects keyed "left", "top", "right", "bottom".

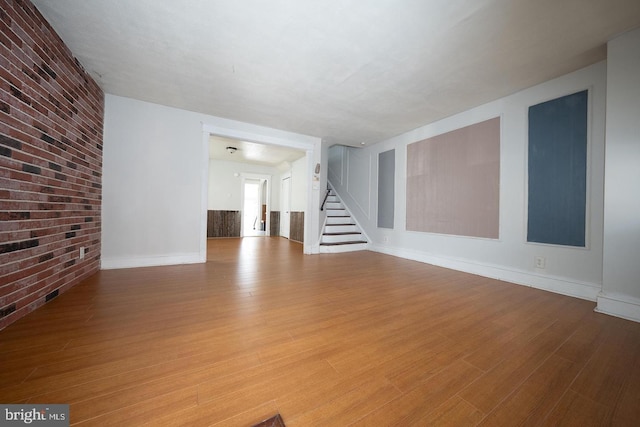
[{"left": 320, "top": 188, "right": 331, "bottom": 211}]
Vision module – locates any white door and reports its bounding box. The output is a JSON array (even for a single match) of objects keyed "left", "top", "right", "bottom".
[{"left": 281, "top": 176, "right": 291, "bottom": 239}]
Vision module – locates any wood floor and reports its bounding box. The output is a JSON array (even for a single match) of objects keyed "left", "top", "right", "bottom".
[{"left": 1, "top": 238, "right": 639, "bottom": 426}]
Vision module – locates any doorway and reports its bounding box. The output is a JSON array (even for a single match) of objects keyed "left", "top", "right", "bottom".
[
  {"left": 242, "top": 178, "right": 267, "bottom": 237},
  {"left": 201, "top": 123, "right": 318, "bottom": 258}
]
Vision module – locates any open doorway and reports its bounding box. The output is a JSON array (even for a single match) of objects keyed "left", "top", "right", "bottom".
[
  {"left": 202, "top": 125, "right": 319, "bottom": 259},
  {"left": 242, "top": 177, "right": 268, "bottom": 237}
]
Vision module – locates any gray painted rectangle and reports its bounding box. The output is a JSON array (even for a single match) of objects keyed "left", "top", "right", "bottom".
[{"left": 377, "top": 149, "right": 395, "bottom": 229}]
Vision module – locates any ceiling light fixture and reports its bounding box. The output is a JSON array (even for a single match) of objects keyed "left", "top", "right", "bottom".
[{"left": 226, "top": 146, "right": 237, "bottom": 154}]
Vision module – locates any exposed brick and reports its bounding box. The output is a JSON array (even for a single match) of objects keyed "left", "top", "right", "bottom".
[
  {"left": 0, "top": 303, "right": 16, "bottom": 318},
  {"left": 0, "top": 0, "right": 103, "bottom": 329},
  {"left": 0, "top": 134, "right": 21, "bottom": 149},
  {"left": 21, "top": 162, "right": 40, "bottom": 174},
  {"left": 0, "top": 238, "right": 39, "bottom": 254},
  {"left": 40, "top": 62, "right": 56, "bottom": 79},
  {"left": 37, "top": 252, "right": 53, "bottom": 263}
]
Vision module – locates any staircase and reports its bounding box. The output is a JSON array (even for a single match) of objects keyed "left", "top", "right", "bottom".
[{"left": 319, "top": 189, "right": 368, "bottom": 253}]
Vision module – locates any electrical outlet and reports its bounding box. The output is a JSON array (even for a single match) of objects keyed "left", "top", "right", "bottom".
[
  {"left": 534, "top": 256, "right": 546, "bottom": 269},
  {"left": 79, "top": 246, "right": 85, "bottom": 260}
]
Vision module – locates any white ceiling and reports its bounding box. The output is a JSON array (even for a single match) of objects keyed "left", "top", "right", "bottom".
[
  {"left": 209, "top": 135, "right": 305, "bottom": 167},
  {"left": 32, "top": 0, "right": 640, "bottom": 147}
]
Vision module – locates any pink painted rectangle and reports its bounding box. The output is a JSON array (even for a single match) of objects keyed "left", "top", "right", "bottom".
[{"left": 406, "top": 117, "right": 500, "bottom": 239}]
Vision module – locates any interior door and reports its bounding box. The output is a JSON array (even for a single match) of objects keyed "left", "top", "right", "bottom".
[{"left": 281, "top": 176, "right": 291, "bottom": 239}]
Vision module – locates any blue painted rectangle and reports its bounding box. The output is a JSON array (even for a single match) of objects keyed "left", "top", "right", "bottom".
[{"left": 527, "top": 90, "right": 588, "bottom": 247}]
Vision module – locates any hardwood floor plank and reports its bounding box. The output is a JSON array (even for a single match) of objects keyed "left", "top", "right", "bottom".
[
  {"left": 275, "top": 368, "right": 382, "bottom": 421},
  {"left": 350, "top": 359, "right": 484, "bottom": 426},
  {"left": 462, "top": 306, "right": 558, "bottom": 372},
  {"left": 569, "top": 322, "right": 639, "bottom": 408},
  {"left": 74, "top": 386, "right": 198, "bottom": 426},
  {"left": 458, "top": 311, "right": 587, "bottom": 414},
  {"left": 385, "top": 335, "right": 470, "bottom": 393},
  {"left": 197, "top": 362, "right": 338, "bottom": 424},
  {"left": 612, "top": 328, "right": 640, "bottom": 424},
  {"left": 286, "top": 376, "right": 401, "bottom": 426},
  {"left": 0, "top": 238, "right": 639, "bottom": 425},
  {"left": 196, "top": 349, "right": 338, "bottom": 405},
  {"left": 417, "top": 395, "right": 484, "bottom": 426},
  {"left": 209, "top": 401, "right": 280, "bottom": 427},
  {"left": 477, "top": 354, "right": 578, "bottom": 426},
  {"left": 541, "top": 390, "right": 614, "bottom": 426},
  {"left": 26, "top": 353, "right": 262, "bottom": 406}
]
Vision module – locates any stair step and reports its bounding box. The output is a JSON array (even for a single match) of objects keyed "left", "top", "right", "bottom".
[
  {"left": 323, "top": 232, "right": 362, "bottom": 236},
  {"left": 326, "top": 218, "right": 354, "bottom": 225},
  {"left": 325, "top": 224, "right": 357, "bottom": 230},
  {"left": 319, "top": 242, "right": 368, "bottom": 253},
  {"left": 321, "top": 231, "right": 363, "bottom": 243},
  {"left": 320, "top": 240, "right": 368, "bottom": 246},
  {"left": 321, "top": 188, "right": 367, "bottom": 253}
]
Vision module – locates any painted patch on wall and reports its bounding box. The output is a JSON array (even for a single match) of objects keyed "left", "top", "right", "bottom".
[
  {"left": 406, "top": 117, "right": 500, "bottom": 238},
  {"left": 377, "top": 149, "right": 395, "bottom": 229},
  {"left": 527, "top": 90, "right": 588, "bottom": 247}
]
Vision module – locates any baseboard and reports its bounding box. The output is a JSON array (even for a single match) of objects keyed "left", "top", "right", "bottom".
[
  {"left": 101, "top": 252, "right": 205, "bottom": 270},
  {"left": 371, "top": 244, "right": 601, "bottom": 302},
  {"left": 596, "top": 292, "right": 640, "bottom": 323}
]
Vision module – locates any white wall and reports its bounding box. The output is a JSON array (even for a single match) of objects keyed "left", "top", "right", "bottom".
[
  {"left": 102, "top": 95, "right": 321, "bottom": 268},
  {"left": 330, "top": 61, "right": 607, "bottom": 301},
  {"left": 208, "top": 159, "right": 280, "bottom": 211},
  {"left": 102, "top": 95, "right": 204, "bottom": 268},
  {"left": 290, "top": 156, "right": 307, "bottom": 212},
  {"left": 318, "top": 140, "right": 331, "bottom": 239},
  {"left": 598, "top": 28, "right": 640, "bottom": 322}
]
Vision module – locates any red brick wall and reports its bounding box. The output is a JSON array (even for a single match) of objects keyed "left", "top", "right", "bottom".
[{"left": 0, "top": 0, "right": 104, "bottom": 329}]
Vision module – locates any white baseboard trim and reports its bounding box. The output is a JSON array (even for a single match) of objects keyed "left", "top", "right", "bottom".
[
  {"left": 596, "top": 292, "right": 640, "bottom": 323},
  {"left": 370, "top": 244, "right": 601, "bottom": 302},
  {"left": 101, "top": 252, "right": 205, "bottom": 270}
]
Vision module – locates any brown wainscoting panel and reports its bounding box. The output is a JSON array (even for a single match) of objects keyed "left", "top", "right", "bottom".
[
  {"left": 290, "top": 211, "right": 304, "bottom": 243},
  {"left": 207, "top": 210, "right": 241, "bottom": 237},
  {"left": 270, "top": 211, "right": 280, "bottom": 237}
]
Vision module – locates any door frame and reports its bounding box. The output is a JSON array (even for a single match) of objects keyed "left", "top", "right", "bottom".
[
  {"left": 241, "top": 173, "right": 271, "bottom": 237},
  {"left": 200, "top": 123, "right": 321, "bottom": 260},
  {"left": 280, "top": 173, "right": 292, "bottom": 239}
]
